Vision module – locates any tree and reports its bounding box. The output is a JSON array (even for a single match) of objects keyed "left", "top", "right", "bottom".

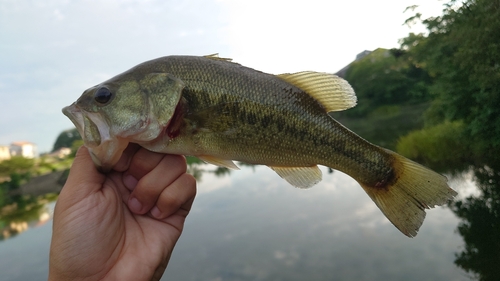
[
  {"left": 401, "top": 1, "right": 500, "bottom": 279},
  {"left": 52, "top": 128, "right": 81, "bottom": 152},
  {"left": 343, "top": 48, "right": 432, "bottom": 116},
  {"left": 0, "top": 156, "right": 35, "bottom": 177},
  {"left": 401, "top": 0, "right": 500, "bottom": 158}
]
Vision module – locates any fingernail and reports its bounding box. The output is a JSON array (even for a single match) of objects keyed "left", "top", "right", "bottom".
[
  {"left": 129, "top": 197, "right": 143, "bottom": 213},
  {"left": 124, "top": 174, "right": 138, "bottom": 190},
  {"left": 150, "top": 206, "right": 161, "bottom": 218}
]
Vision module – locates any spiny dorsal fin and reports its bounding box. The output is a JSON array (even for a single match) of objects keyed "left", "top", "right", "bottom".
[
  {"left": 204, "top": 53, "right": 233, "bottom": 62},
  {"left": 277, "top": 72, "right": 357, "bottom": 112},
  {"left": 198, "top": 155, "right": 240, "bottom": 170},
  {"left": 270, "top": 165, "right": 322, "bottom": 189}
]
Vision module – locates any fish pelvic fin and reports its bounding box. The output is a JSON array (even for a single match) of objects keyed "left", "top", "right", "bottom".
[
  {"left": 358, "top": 150, "right": 457, "bottom": 237},
  {"left": 270, "top": 165, "right": 322, "bottom": 189},
  {"left": 277, "top": 72, "right": 356, "bottom": 112},
  {"left": 198, "top": 155, "right": 240, "bottom": 170}
]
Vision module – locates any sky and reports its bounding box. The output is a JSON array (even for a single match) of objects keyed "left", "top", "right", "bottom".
[{"left": 0, "top": 0, "right": 447, "bottom": 153}]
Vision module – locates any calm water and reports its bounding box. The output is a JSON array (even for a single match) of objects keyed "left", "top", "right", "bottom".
[{"left": 0, "top": 165, "right": 477, "bottom": 281}]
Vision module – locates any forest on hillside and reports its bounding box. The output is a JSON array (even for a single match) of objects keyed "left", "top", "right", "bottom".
[{"left": 333, "top": 0, "right": 499, "bottom": 171}]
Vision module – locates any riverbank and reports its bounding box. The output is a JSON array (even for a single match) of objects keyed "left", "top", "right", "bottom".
[{"left": 9, "top": 170, "right": 67, "bottom": 197}]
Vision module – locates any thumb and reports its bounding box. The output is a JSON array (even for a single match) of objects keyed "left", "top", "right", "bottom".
[{"left": 60, "top": 146, "right": 106, "bottom": 200}]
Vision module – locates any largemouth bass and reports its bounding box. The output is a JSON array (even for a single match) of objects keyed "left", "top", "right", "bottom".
[{"left": 63, "top": 54, "right": 457, "bottom": 237}]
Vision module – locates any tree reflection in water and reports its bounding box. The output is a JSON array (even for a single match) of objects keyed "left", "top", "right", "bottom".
[
  {"left": 449, "top": 158, "right": 500, "bottom": 281},
  {"left": 0, "top": 193, "right": 57, "bottom": 241},
  {"left": 0, "top": 172, "right": 58, "bottom": 241}
]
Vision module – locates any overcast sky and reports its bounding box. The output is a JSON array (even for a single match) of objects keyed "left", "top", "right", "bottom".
[{"left": 0, "top": 0, "right": 446, "bottom": 153}]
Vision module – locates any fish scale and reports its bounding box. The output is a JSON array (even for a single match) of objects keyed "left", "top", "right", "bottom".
[{"left": 171, "top": 78, "right": 384, "bottom": 184}]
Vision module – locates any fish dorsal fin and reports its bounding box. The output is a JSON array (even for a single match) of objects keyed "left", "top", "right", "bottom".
[
  {"left": 270, "top": 165, "right": 322, "bottom": 189},
  {"left": 277, "top": 72, "right": 357, "bottom": 112},
  {"left": 204, "top": 53, "right": 233, "bottom": 62},
  {"left": 198, "top": 155, "right": 240, "bottom": 170}
]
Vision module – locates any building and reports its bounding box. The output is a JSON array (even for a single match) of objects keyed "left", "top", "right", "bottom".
[
  {"left": 9, "top": 141, "right": 38, "bottom": 159},
  {"left": 48, "top": 147, "right": 71, "bottom": 158},
  {"left": 0, "top": 145, "right": 10, "bottom": 161}
]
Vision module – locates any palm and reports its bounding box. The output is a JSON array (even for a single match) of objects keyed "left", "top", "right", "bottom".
[{"left": 50, "top": 147, "right": 196, "bottom": 281}]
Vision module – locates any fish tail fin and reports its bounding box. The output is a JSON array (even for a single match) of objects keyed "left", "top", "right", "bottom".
[{"left": 358, "top": 150, "right": 457, "bottom": 237}]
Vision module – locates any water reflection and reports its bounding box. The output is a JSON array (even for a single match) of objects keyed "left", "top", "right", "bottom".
[
  {"left": 188, "top": 154, "right": 500, "bottom": 281},
  {"left": 0, "top": 153, "right": 496, "bottom": 280},
  {"left": 0, "top": 192, "right": 57, "bottom": 241},
  {"left": 165, "top": 165, "right": 466, "bottom": 281},
  {"left": 448, "top": 158, "right": 500, "bottom": 281},
  {"left": 0, "top": 171, "right": 61, "bottom": 242}
]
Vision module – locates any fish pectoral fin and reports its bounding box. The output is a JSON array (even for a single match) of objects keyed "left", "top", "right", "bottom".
[
  {"left": 198, "top": 155, "right": 240, "bottom": 170},
  {"left": 277, "top": 72, "right": 356, "bottom": 112},
  {"left": 270, "top": 165, "right": 322, "bottom": 189},
  {"left": 204, "top": 53, "right": 233, "bottom": 62}
]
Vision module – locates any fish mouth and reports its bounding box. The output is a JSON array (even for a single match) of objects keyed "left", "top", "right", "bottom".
[
  {"left": 62, "top": 103, "right": 128, "bottom": 172},
  {"left": 62, "top": 103, "right": 85, "bottom": 139}
]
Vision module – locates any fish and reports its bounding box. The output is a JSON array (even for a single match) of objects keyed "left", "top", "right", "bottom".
[{"left": 63, "top": 54, "right": 457, "bottom": 237}]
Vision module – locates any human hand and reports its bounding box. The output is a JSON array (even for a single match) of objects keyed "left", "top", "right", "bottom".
[{"left": 49, "top": 145, "right": 196, "bottom": 281}]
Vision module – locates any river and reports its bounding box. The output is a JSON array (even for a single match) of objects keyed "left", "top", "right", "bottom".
[{"left": 1, "top": 163, "right": 482, "bottom": 281}]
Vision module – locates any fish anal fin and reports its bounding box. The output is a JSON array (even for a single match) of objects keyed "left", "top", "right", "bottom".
[
  {"left": 270, "top": 165, "right": 322, "bottom": 189},
  {"left": 358, "top": 150, "right": 457, "bottom": 237},
  {"left": 277, "top": 72, "right": 357, "bottom": 112},
  {"left": 204, "top": 53, "right": 233, "bottom": 62},
  {"left": 198, "top": 155, "right": 240, "bottom": 170}
]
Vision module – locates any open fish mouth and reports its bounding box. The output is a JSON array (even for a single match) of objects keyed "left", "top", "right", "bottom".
[
  {"left": 62, "top": 103, "right": 127, "bottom": 172},
  {"left": 62, "top": 103, "right": 85, "bottom": 140},
  {"left": 62, "top": 103, "right": 105, "bottom": 147}
]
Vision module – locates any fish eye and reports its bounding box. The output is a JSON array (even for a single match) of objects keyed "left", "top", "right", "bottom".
[{"left": 94, "top": 87, "right": 113, "bottom": 104}]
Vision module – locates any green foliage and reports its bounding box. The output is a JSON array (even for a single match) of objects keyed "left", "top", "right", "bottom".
[
  {"left": 331, "top": 103, "right": 428, "bottom": 150},
  {"left": 186, "top": 156, "right": 203, "bottom": 165},
  {"left": 52, "top": 128, "right": 81, "bottom": 152},
  {"left": 69, "top": 139, "right": 85, "bottom": 158},
  {"left": 0, "top": 172, "right": 31, "bottom": 205},
  {"left": 0, "top": 156, "right": 35, "bottom": 177},
  {"left": 343, "top": 48, "right": 432, "bottom": 117},
  {"left": 396, "top": 121, "right": 469, "bottom": 172},
  {"left": 7, "top": 173, "right": 31, "bottom": 190},
  {"left": 401, "top": 0, "right": 500, "bottom": 157},
  {"left": 0, "top": 185, "right": 7, "bottom": 207},
  {"left": 399, "top": 3, "right": 500, "bottom": 279},
  {"left": 369, "top": 105, "right": 401, "bottom": 118}
]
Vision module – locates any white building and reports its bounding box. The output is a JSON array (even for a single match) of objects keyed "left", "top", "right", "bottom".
[
  {"left": 9, "top": 141, "right": 38, "bottom": 159},
  {"left": 0, "top": 145, "right": 10, "bottom": 161}
]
